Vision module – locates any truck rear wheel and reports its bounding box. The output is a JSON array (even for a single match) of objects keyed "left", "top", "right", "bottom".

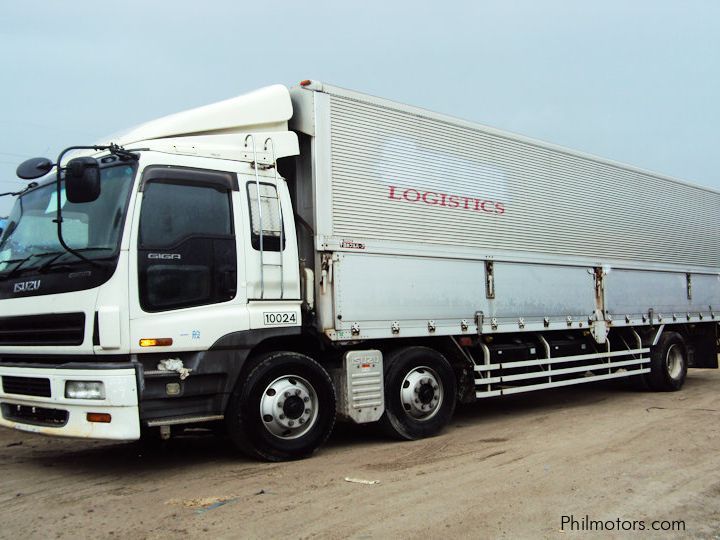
[
  {"left": 225, "top": 351, "right": 336, "bottom": 461},
  {"left": 647, "top": 332, "right": 688, "bottom": 392},
  {"left": 380, "top": 347, "right": 457, "bottom": 440}
]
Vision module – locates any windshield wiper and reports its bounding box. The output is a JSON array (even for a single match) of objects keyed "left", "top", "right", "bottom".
[
  {"left": 0, "top": 256, "right": 33, "bottom": 277},
  {"left": 37, "top": 247, "right": 115, "bottom": 273},
  {"left": 0, "top": 257, "right": 27, "bottom": 267},
  {"left": 0, "top": 248, "right": 113, "bottom": 278},
  {"left": 3, "top": 251, "right": 63, "bottom": 279}
]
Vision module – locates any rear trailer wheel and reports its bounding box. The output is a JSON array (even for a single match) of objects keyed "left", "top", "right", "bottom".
[
  {"left": 225, "top": 352, "right": 336, "bottom": 461},
  {"left": 380, "top": 347, "right": 457, "bottom": 440},
  {"left": 647, "top": 332, "right": 688, "bottom": 392}
]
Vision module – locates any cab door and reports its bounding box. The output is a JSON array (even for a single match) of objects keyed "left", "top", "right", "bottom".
[
  {"left": 128, "top": 160, "right": 250, "bottom": 353},
  {"left": 136, "top": 166, "right": 237, "bottom": 312}
]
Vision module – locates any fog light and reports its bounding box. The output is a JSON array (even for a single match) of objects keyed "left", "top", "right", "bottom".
[{"left": 65, "top": 381, "right": 106, "bottom": 400}]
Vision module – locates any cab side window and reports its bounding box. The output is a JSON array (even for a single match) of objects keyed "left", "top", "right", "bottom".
[
  {"left": 247, "top": 182, "right": 285, "bottom": 251},
  {"left": 140, "top": 183, "right": 231, "bottom": 246},
  {"left": 138, "top": 167, "right": 237, "bottom": 312}
]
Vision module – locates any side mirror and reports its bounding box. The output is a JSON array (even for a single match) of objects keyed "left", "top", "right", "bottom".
[
  {"left": 17, "top": 157, "right": 53, "bottom": 180},
  {"left": 65, "top": 157, "right": 101, "bottom": 203}
]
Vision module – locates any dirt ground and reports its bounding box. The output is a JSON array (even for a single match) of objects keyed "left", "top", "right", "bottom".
[{"left": 1, "top": 371, "right": 720, "bottom": 540}]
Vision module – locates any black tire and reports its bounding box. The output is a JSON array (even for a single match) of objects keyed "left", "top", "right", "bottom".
[
  {"left": 627, "top": 371, "right": 650, "bottom": 391},
  {"left": 380, "top": 347, "right": 457, "bottom": 440},
  {"left": 647, "top": 332, "right": 688, "bottom": 392},
  {"left": 225, "top": 351, "right": 336, "bottom": 461}
]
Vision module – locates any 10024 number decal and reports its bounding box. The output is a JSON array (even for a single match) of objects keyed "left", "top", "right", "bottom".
[{"left": 263, "top": 312, "right": 298, "bottom": 326}]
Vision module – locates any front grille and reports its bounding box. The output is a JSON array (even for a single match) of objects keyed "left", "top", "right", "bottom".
[
  {"left": 1, "top": 402, "right": 68, "bottom": 427},
  {"left": 2, "top": 376, "right": 51, "bottom": 397},
  {"left": 0, "top": 313, "right": 85, "bottom": 346}
]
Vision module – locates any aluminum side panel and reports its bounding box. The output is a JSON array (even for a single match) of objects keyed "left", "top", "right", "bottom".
[
  {"left": 605, "top": 270, "right": 720, "bottom": 316},
  {"left": 333, "top": 253, "right": 486, "bottom": 322},
  {"left": 488, "top": 262, "right": 596, "bottom": 319},
  {"left": 332, "top": 253, "right": 595, "bottom": 332},
  {"left": 325, "top": 94, "right": 720, "bottom": 269},
  {"left": 690, "top": 274, "right": 720, "bottom": 310}
]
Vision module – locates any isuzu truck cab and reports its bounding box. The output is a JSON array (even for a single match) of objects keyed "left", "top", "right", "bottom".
[{"left": 0, "top": 81, "right": 718, "bottom": 460}]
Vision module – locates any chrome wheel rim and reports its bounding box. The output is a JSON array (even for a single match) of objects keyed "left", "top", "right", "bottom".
[
  {"left": 666, "top": 344, "right": 684, "bottom": 380},
  {"left": 400, "top": 366, "right": 443, "bottom": 421},
  {"left": 260, "top": 375, "right": 318, "bottom": 439}
]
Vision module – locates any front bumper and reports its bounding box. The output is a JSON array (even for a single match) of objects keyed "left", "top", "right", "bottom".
[{"left": 0, "top": 365, "right": 140, "bottom": 440}]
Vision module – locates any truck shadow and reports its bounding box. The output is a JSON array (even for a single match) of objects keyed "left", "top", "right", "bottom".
[{"left": 8, "top": 374, "right": 710, "bottom": 474}]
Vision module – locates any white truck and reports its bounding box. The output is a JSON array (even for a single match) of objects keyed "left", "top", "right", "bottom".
[{"left": 0, "top": 81, "right": 718, "bottom": 460}]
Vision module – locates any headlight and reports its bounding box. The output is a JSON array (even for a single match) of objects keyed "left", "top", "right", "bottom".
[{"left": 65, "top": 381, "right": 105, "bottom": 400}]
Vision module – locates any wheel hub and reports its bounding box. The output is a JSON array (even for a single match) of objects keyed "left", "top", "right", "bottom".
[
  {"left": 418, "top": 383, "right": 435, "bottom": 404},
  {"left": 666, "top": 344, "right": 684, "bottom": 380},
  {"left": 400, "top": 366, "right": 443, "bottom": 421},
  {"left": 260, "top": 376, "right": 318, "bottom": 439},
  {"left": 283, "top": 395, "right": 305, "bottom": 419}
]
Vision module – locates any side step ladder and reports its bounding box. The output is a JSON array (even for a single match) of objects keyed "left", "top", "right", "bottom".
[{"left": 245, "top": 135, "right": 285, "bottom": 299}]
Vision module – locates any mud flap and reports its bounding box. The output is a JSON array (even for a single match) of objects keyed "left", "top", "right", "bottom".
[{"left": 687, "top": 329, "right": 719, "bottom": 369}]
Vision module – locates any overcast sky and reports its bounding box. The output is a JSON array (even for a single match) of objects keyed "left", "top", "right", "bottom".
[{"left": 1, "top": 0, "right": 718, "bottom": 216}]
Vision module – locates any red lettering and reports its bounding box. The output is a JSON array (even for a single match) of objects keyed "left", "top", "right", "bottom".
[
  {"left": 479, "top": 200, "right": 494, "bottom": 213},
  {"left": 403, "top": 189, "right": 420, "bottom": 202},
  {"left": 422, "top": 191, "right": 439, "bottom": 205},
  {"left": 387, "top": 182, "right": 506, "bottom": 216}
]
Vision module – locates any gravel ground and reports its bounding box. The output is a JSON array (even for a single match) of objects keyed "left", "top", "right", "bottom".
[{"left": 1, "top": 370, "right": 719, "bottom": 539}]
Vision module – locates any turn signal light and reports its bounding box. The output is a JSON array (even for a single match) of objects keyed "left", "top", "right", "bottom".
[
  {"left": 87, "top": 413, "right": 112, "bottom": 423},
  {"left": 139, "top": 338, "right": 173, "bottom": 347},
  {"left": 299, "top": 79, "right": 312, "bottom": 86}
]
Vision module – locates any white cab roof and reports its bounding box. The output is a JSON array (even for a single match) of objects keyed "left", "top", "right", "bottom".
[{"left": 107, "top": 84, "right": 293, "bottom": 147}]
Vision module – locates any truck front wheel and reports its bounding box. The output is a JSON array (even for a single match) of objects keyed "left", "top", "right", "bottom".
[
  {"left": 225, "top": 352, "right": 336, "bottom": 461},
  {"left": 380, "top": 347, "right": 457, "bottom": 440}
]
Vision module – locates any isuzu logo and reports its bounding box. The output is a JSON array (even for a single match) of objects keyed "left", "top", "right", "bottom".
[{"left": 13, "top": 280, "right": 41, "bottom": 293}]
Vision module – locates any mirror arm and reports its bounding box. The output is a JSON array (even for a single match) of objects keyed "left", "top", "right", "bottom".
[
  {"left": 108, "top": 143, "right": 140, "bottom": 161},
  {"left": 54, "top": 145, "right": 111, "bottom": 267}
]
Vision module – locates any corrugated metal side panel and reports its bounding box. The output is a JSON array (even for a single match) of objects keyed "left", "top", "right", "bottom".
[
  {"left": 327, "top": 95, "right": 720, "bottom": 268},
  {"left": 333, "top": 253, "right": 595, "bottom": 324}
]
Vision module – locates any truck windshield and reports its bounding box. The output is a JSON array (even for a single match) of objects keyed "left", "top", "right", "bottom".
[{"left": 0, "top": 163, "right": 136, "bottom": 275}]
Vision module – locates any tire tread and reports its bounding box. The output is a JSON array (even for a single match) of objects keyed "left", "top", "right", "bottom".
[{"left": 225, "top": 351, "right": 336, "bottom": 461}]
